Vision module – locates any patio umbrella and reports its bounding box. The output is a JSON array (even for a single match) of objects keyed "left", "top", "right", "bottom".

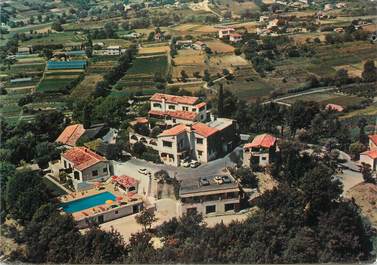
[
  {"left": 95, "top": 181, "right": 101, "bottom": 187},
  {"left": 105, "top": 199, "right": 113, "bottom": 205},
  {"left": 116, "top": 196, "right": 123, "bottom": 201},
  {"left": 111, "top": 176, "right": 117, "bottom": 182}
]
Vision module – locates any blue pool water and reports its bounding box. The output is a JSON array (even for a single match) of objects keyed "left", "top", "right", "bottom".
[{"left": 61, "top": 192, "right": 116, "bottom": 213}]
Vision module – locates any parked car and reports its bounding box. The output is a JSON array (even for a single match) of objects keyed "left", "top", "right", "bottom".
[
  {"left": 138, "top": 168, "right": 149, "bottom": 175},
  {"left": 222, "top": 175, "right": 231, "bottom": 184},
  {"left": 199, "top": 176, "right": 210, "bottom": 186},
  {"left": 190, "top": 160, "right": 201, "bottom": 168},
  {"left": 181, "top": 158, "right": 191, "bottom": 167},
  {"left": 214, "top": 176, "right": 223, "bottom": 184}
]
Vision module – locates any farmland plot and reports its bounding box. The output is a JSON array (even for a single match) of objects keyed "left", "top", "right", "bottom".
[{"left": 114, "top": 55, "right": 168, "bottom": 94}]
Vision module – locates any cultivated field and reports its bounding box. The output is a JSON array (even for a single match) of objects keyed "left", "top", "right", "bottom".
[
  {"left": 139, "top": 45, "right": 170, "bottom": 55},
  {"left": 205, "top": 40, "right": 235, "bottom": 53},
  {"left": 114, "top": 55, "right": 168, "bottom": 95},
  {"left": 172, "top": 49, "right": 206, "bottom": 78}
]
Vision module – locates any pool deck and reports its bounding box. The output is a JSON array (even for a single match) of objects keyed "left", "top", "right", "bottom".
[{"left": 58, "top": 182, "right": 143, "bottom": 221}]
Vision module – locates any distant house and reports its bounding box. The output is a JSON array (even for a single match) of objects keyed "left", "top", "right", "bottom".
[
  {"left": 218, "top": 28, "right": 235, "bottom": 38},
  {"left": 60, "top": 147, "right": 111, "bottom": 190},
  {"left": 16, "top": 47, "right": 31, "bottom": 55},
  {"left": 154, "top": 32, "right": 165, "bottom": 41},
  {"left": 56, "top": 124, "right": 86, "bottom": 147},
  {"left": 369, "top": 134, "right": 377, "bottom": 150},
  {"left": 56, "top": 123, "right": 108, "bottom": 147},
  {"left": 335, "top": 2, "right": 347, "bottom": 8},
  {"left": 123, "top": 32, "right": 141, "bottom": 39},
  {"left": 104, "top": 45, "right": 121, "bottom": 55},
  {"left": 243, "top": 133, "right": 278, "bottom": 167},
  {"left": 324, "top": 3, "right": 333, "bottom": 11},
  {"left": 193, "top": 41, "right": 207, "bottom": 50},
  {"left": 326, "top": 103, "right": 344, "bottom": 112},
  {"left": 333, "top": 27, "right": 344, "bottom": 33},
  {"left": 259, "top": 16, "right": 269, "bottom": 22},
  {"left": 360, "top": 150, "right": 377, "bottom": 171},
  {"left": 267, "top": 19, "right": 284, "bottom": 29},
  {"left": 229, "top": 33, "right": 242, "bottom": 43},
  {"left": 176, "top": 40, "right": 193, "bottom": 48}
]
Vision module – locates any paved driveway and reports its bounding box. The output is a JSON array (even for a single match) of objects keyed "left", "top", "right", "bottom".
[{"left": 113, "top": 147, "right": 243, "bottom": 183}]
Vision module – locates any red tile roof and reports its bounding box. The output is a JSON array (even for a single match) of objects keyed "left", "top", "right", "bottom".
[
  {"left": 230, "top": 33, "right": 242, "bottom": 38},
  {"left": 361, "top": 150, "right": 377, "bottom": 159},
  {"left": 195, "top": 102, "right": 207, "bottom": 109},
  {"left": 62, "top": 147, "right": 106, "bottom": 171},
  {"left": 149, "top": 110, "right": 197, "bottom": 121},
  {"left": 244, "top": 133, "right": 277, "bottom": 149},
  {"left": 369, "top": 135, "right": 377, "bottom": 146},
  {"left": 135, "top": 117, "right": 149, "bottom": 124},
  {"left": 326, "top": 103, "right": 344, "bottom": 112},
  {"left": 112, "top": 175, "right": 138, "bottom": 188},
  {"left": 56, "top": 124, "right": 85, "bottom": 146},
  {"left": 150, "top": 93, "right": 199, "bottom": 105},
  {"left": 159, "top": 124, "right": 188, "bottom": 137},
  {"left": 192, "top": 123, "right": 218, "bottom": 137}
]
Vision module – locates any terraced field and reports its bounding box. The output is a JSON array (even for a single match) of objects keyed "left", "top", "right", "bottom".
[
  {"left": 37, "top": 70, "right": 84, "bottom": 93},
  {"left": 113, "top": 55, "right": 168, "bottom": 95}
]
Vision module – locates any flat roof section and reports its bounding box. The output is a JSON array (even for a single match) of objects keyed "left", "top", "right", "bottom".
[{"left": 179, "top": 175, "right": 239, "bottom": 196}]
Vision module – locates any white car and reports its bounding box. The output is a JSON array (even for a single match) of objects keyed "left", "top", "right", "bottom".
[
  {"left": 190, "top": 160, "right": 201, "bottom": 168},
  {"left": 138, "top": 168, "right": 149, "bottom": 175},
  {"left": 214, "top": 176, "right": 224, "bottom": 184},
  {"left": 181, "top": 159, "right": 191, "bottom": 167}
]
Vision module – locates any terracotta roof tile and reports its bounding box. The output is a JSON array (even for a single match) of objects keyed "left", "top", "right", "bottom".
[
  {"left": 150, "top": 93, "right": 199, "bottom": 105},
  {"left": 149, "top": 110, "right": 198, "bottom": 121},
  {"left": 195, "top": 102, "right": 207, "bottom": 109},
  {"left": 369, "top": 134, "right": 377, "bottom": 146},
  {"left": 326, "top": 103, "right": 344, "bottom": 112},
  {"left": 56, "top": 124, "right": 85, "bottom": 146},
  {"left": 112, "top": 175, "right": 138, "bottom": 188},
  {"left": 159, "top": 124, "right": 188, "bottom": 137},
  {"left": 361, "top": 150, "right": 377, "bottom": 159},
  {"left": 62, "top": 147, "right": 106, "bottom": 171},
  {"left": 244, "top": 133, "right": 277, "bottom": 149},
  {"left": 192, "top": 123, "right": 218, "bottom": 137}
]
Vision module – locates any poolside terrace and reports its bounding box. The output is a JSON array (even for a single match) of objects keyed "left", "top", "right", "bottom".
[{"left": 58, "top": 180, "right": 145, "bottom": 227}]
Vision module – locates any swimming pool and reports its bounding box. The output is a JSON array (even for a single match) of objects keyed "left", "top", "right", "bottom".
[{"left": 61, "top": 192, "right": 116, "bottom": 213}]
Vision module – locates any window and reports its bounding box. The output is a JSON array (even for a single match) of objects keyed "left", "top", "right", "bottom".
[
  {"left": 192, "top": 108, "right": 196, "bottom": 112},
  {"left": 92, "top": 170, "right": 98, "bottom": 176},
  {"left": 196, "top": 138, "right": 203, "bottom": 144},
  {"left": 115, "top": 210, "right": 118, "bottom": 214},
  {"left": 74, "top": 171, "right": 80, "bottom": 180},
  {"left": 198, "top": 150, "right": 203, "bottom": 156},
  {"left": 173, "top": 119, "right": 176, "bottom": 123},
  {"left": 187, "top": 208, "right": 197, "bottom": 214},
  {"left": 103, "top": 167, "right": 107, "bottom": 173},
  {"left": 262, "top": 157, "right": 267, "bottom": 160},
  {"left": 129, "top": 186, "right": 136, "bottom": 192},
  {"left": 168, "top": 105, "right": 175, "bottom": 110},
  {"left": 206, "top": 205, "right": 216, "bottom": 214},
  {"left": 64, "top": 160, "right": 67, "bottom": 168},
  {"left": 225, "top": 203, "right": 235, "bottom": 212},
  {"left": 163, "top": 141, "right": 172, "bottom": 148},
  {"left": 182, "top": 106, "right": 189, "bottom": 111},
  {"left": 153, "top": 103, "right": 161, "bottom": 108}
]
